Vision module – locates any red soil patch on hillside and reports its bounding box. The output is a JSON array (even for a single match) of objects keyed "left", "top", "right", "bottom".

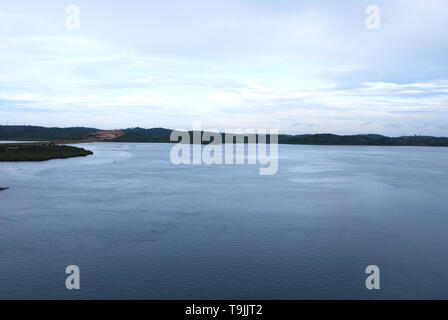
[{"left": 83, "top": 130, "right": 125, "bottom": 141}]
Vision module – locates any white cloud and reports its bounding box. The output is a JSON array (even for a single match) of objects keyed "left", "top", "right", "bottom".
[{"left": 0, "top": 0, "right": 447, "bottom": 135}]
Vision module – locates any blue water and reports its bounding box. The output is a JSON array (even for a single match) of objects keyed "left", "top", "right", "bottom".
[{"left": 1, "top": 143, "right": 448, "bottom": 299}]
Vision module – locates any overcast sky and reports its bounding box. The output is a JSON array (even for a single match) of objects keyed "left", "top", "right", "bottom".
[{"left": 0, "top": 0, "right": 447, "bottom": 135}]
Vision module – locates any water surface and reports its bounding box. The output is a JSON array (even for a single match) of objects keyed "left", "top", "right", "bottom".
[{"left": 1, "top": 143, "right": 448, "bottom": 299}]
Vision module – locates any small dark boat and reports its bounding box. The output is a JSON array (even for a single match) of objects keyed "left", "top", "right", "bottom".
[{"left": 0, "top": 187, "right": 9, "bottom": 191}]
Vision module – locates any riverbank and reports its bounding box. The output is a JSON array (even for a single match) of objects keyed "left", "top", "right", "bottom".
[
  {"left": 0, "top": 142, "right": 93, "bottom": 161},
  {"left": 3, "top": 125, "right": 448, "bottom": 147}
]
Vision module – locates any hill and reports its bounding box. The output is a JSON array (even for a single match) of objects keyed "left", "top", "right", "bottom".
[
  {"left": 0, "top": 125, "right": 98, "bottom": 141},
  {"left": 1, "top": 125, "right": 448, "bottom": 146}
]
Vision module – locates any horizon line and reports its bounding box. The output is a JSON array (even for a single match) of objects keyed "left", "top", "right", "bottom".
[{"left": 1, "top": 124, "right": 447, "bottom": 139}]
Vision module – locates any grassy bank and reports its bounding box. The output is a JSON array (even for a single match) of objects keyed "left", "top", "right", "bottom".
[{"left": 0, "top": 143, "right": 93, "bottom": 161}]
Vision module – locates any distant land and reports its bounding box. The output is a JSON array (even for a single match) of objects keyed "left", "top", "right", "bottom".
[
  {"left": 0, "top": 142, "right": 93, "bottom": 162},
  {"left": 1, "top": 125, "right": 448, "bottom": 146}
]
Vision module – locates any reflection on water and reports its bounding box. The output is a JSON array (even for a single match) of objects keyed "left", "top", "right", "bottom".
[{"left": 1, "top": 143, "right": 448, "bottom": 299}]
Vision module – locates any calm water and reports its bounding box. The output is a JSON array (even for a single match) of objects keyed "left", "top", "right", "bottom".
[{"left": 1, "top": 143, "right": 448, "bottom": 299}]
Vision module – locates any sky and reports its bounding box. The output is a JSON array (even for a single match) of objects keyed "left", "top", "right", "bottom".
[{"left": 0, "top": 0, "right": 447, "bottom": 136}]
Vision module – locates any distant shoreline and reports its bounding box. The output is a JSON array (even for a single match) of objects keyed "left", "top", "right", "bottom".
[
  {"left": 0, "top": 142, "right": 93, "bottom": 162},
  {"left": 2, "top": 125, "right": 448, "bottom": 147}
]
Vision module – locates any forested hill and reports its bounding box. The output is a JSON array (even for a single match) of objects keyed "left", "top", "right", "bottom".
[
  {"left": 0, "top": 125, "right": 98, "bottom": 141},
  {"left": 277, "top": 133, "right": 448, "bottom": 146},
  {"left": 1, "top": 125, "right": 448, "bottom": 146}
]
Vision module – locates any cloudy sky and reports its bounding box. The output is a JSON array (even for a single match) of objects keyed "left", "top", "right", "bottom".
[{"left": 0, "top": 0, "right": 447, "bottom": 135}]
